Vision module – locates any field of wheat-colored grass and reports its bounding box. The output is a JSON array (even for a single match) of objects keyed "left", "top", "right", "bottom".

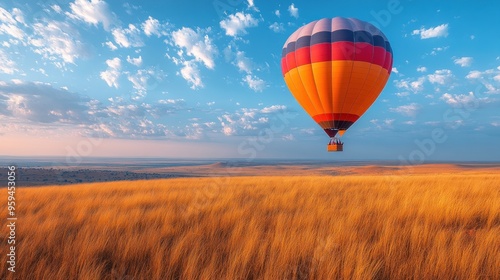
[{"left": 1, "top": 173, "right": 499, "bottom": 279}]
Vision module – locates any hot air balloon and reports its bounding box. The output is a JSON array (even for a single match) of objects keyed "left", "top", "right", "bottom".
[{"left": 281, "top": 17, "right": 393, "bottom": 152}]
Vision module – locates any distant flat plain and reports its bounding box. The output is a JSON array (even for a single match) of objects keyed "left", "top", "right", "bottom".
[{"left": 1, "top": 157, "right": 499, "bottom": 186}]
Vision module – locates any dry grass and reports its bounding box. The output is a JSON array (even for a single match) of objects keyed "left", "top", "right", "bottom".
[{"left": 1, "top": 173, "right": 499, "bottom": 279}]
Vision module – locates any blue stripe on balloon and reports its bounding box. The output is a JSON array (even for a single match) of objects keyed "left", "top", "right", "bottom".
[
  {"left": 282, "top": 30, "right": 391, "bottom": 57},
  {"left": 295, "top": 36, "right": 311, "bottom": 49}
]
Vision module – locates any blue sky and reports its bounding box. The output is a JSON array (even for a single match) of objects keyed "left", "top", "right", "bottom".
[{"left": 0, "top": 0, "right": 499, "bottom": 161}]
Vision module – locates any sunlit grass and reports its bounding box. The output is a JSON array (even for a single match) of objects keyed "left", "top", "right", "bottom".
[{"left": 1, "top": 174, "right": 499, "bottom": 279}]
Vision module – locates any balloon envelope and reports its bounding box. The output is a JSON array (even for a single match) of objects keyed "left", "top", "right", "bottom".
[{"left": 281, "top": 17, "right": 393, "bottom": 137}]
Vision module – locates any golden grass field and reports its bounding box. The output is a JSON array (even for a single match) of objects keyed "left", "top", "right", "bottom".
[{"left": 1, "top": 167, "right": 499, "bottom": 279}]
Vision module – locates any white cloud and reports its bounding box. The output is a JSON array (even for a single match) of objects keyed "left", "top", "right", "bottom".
[
  {"left": 392, "top": 67, "right": 399, "bottom": 74},
  {"left": 168, "top": 27, "right": 218, "bottom": 89},
  {"left": 126, "top": 55, "right": 142, "bottom": 66},
  {"left": 142, "top": 16, "right": 159, "bottom": 36},
  {"left": 234, "top": 51, "right": 253, "bottom": 74},
  {"left": 112, "top": 24, "right": 143, "bottom": 48},
  {"left": 288, "top": 4, "right": 299, "bottom": 18},
  {"left": 171, "top": 27, "right": 217, "bottom": 69},
  {"left": 440, "top": 92, "right": 492, "bottom": 107},
  {"left": 182, "top": 122, "right": 207, "bottom": 140},
  {"left": 430, "top": 46, "right": 449, "bottom": 55},
  {"left": 94, "top": 99, "right": 187, "bottom": 138},
  {"left": 394, "top": 77, "right": 425, "bottom": 93},
  {"left": 0, "top": 22, "right": 25, "bottom": 40},
  {"left": 484, "top": 83, "right": 499, "bottom": 94},
  {"left": 370, "top": 119, "right": 395, "bottom": 130},
  {"left": 142, "top": 16, "right": 169, "bottom": 37},
  {"left": 218, "top": 105, "right": 289, "bottom": 136},
  {"left": 123, "top": 3, "right": 140, "bottom": 15},
  {"left": 178, "top": 60, "right": 203, "bottom": 89},
  {"left": 395, "top": 92, "right": 410, "bottom": 97},
  {"left": 261, "top": 105, "right": 286, "bottom": 113},
  {"left": 275, "top": 10, "right": 281, "bottom": 17},
  {"left": 127, "top": 69, "right": 156, "bottom": 99},
  {"left": 219, "top": 109, "right": 262, "bottom": 136},
  {"left": 0, "top": 7, "right": 16, "bottom": 24},
  {"left": 465, "top": 66, "right": 500, "bottom": 94},
  {"left": 0, "top": 81, "right": 91, "bottom": 123},
  {"left": 385, "top": 119, "right": 395, "bottom": 126},
  {"left": 105, "top": 57, "right": 120, "bottom": 71},
  {"left": 454, "top": 57, "right": 473, "bottom": 67},
  {"left": 100, "top": 57, "right": 121, "bottom": 88},
  {"left": 31, "top": 67, "right": 47, "bottom": 76},
  {"left": 11, "top": 8, "right": 25, "bottom": 25},
  {"left": 220, "top": 12, "right": 259, "bottom": 37},
  {"left": 389, "top": 103, "right": 420, "bottom": 117},
  {"left": 158, "top": 99, "right": 184, "bottom": 105},
  {"left": 51, "top": 5, "right": 62, "bottom": 13},
  {"left": 0, "top": 82, "right": 191, "bottom": 139},
  {"left": 0, "top": 49, "right": 17, "bottom": 74},
  {"left": 300, "top": 128, "right": 315, "bottom": 135},
  {"left": 417, "top": 66, "right": 427, "bottom": 72},
  {"left": 466, "top": 70, "right": 482, "bottom": 79},
  {"left": 104, "top": 102, "right": 142, "bottom": 118},
  {"left": 104, "top": 41, "right": 117, "bottom": 50},
  {"left": 0, "top": 7, "right": 25, "bottom": 40},
  {"left": 243, "top": 75, "right": 266, "bottom": 92},
  {"left": 103, "top": 99, "right": 185, "bottom": 138},
  {"left": 247, "top": 0, "right": 254, "bottom": 8},
  {"left": 226, "top": 46, "right": 266, "bottom": 91},
  {"left": 269, "top": 22, "right": 285, "bottom": 33},
  {"left": 412, "top": 23, "right": 448, "bottom": 39},
  {"left": 411, "top": 78, "right": 425, "bottom": 92},
  {"left": 282, "top": 134, "right": 295, "bottom": 141},
  {"left": 67, "top": 0, "right": 116, "bottom": 31},
  {"left": 29, "top": 21, "right": 86, "bottom": 65},
  {"left": 465, "top": 67, "right": 500, "bottom": 94},
  {"left": 427, "top": 69, "right": 453, "bottom": 85}
]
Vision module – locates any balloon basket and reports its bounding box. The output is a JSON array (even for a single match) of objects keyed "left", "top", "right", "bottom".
[{"left": 327, "top": 143, "right": 343, "bottom": 152}]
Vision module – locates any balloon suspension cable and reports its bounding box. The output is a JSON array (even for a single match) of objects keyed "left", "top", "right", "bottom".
[
  {"left": 328, "top": 137, "right": 343, "bottom": 145},
  {"left": 327, "top": 137, "right": 344, "bottom": 152}
]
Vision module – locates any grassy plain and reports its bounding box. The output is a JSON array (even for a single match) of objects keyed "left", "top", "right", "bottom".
[{"left": 1, "top": 166, "right": 499, "bottom": 279}]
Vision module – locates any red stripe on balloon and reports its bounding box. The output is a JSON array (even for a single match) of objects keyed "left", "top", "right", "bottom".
[
  {"left": 281, "top": 57, "right": 287, "bottom": 76},
  {"left": 372, "top": 46, "right": 386, "bottom": 67},
  {"left": 383, "top": 52, "right": 393, "bottom": 72},
  {"left": 331, "top": 42, "right": 356, "bottom": 60},
  {"left": 353, "top": 42, "right": 374, "bottom": 63},
  {"left": 295, "top": 47, "right": 311, "bottom": 66},
  {"left": 309, "top": 42, "right": 355, "bottom": 63},
  {"left": 310, "top": 43, "right": 332, "bottom": 62},
  {"left": 313, "top": 113, "right": 359, "bottom": 123},
  {"left": 285, "top": 52, "right": 297, "bottom": 71},
  {"left": 282, "top": 42, "right": 390, "bottom": 75}
]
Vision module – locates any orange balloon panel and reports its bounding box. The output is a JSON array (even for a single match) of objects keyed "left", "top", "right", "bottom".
[{"left": 281, "top": 17, "right": 393, "bottom": 137}]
